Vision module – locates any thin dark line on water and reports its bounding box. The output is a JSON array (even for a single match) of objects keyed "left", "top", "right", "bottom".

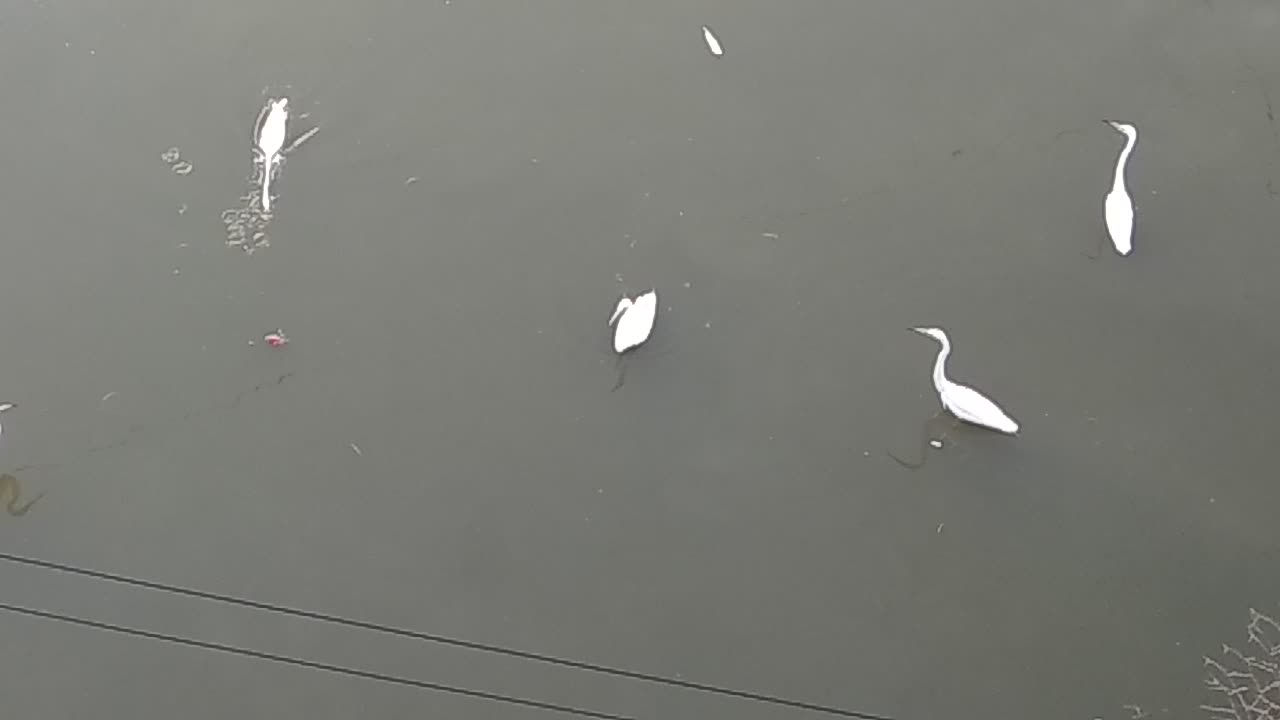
[
  {"left": 9, "top": 372, "right": 300, "bottom": 482},
  {"left": 0, "top": 601, "right": 629, "bottom": 720},
  {"left": 887, "top": 411, "right": 956, "bottom": 470},
  {"left": 0, "top": 552, "right": 895, "bottom": 720}
]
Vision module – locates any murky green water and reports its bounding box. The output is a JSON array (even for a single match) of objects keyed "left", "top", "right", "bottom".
[{"left": 0, "top": 1, "right": 1277, "bottom": 718}]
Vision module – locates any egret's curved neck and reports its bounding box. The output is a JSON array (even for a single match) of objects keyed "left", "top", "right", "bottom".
[
  {"left": 1112, "top": 132, "right": 1136, "bottom": 191},
  {"left": 930, "top": 338, "right": 951, "bottom": 391}
]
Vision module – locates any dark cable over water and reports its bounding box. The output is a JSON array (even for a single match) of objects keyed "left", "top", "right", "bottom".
[
  {"left": 0, "top": 601, "right": 631, "bottom": 720},
  {"left": 0, "top": 552, "right": 895, "bottom": 720}
]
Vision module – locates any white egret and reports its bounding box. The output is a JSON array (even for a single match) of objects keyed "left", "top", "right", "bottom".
[
  {"left": 254, "top": 98, "right": 289, "bottom": 212},
  {"left": 889, "top": 327, "right": 1018, "bottom": 468},
  {"left": 609, "top": 290, "right": 658, "bottom": 353},
  {"left": 1102, "top": 120, "right": 1137, "bottom": 256},
  {"left": 912, "top": 327, "right": 1018, "bottom": 433},
  {"left": 608, "top": 289, "right": 658, "bottom": 390},
  {"left": 701, "top": 25, "right": 723, "bottom": 57},
  {"left": 0, "top": 402, "right": 14, "bottom": 437}
]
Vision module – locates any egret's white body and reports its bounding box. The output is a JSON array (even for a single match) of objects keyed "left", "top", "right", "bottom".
[
  {"left": 1103, "top": 120, "right": 1137, "bottom": 256},
  {"left": 609, "top": 290, "right": 658, "bottom": 353},
  {"left": 255, "top": 98, "right": 289, "bottom": 212},
  {"left": 0, "top": 402, "right": 15, "bottom": 437},
  {"left": 910, "top": 327, "right": 1019, "bottom": 435},
  {"left": 701, "top": 25, "right": 723, "bottom": 57}
]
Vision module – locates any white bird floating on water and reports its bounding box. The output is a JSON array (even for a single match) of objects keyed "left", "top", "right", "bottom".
[
  {"left": 889, "top": 328, "right": 1018, "bottom": 468},
  {"left": 0, "top": 402, "right": 15, "bottom": 437},
  {"left": 610, "top": 290, "right": 657, "bottom": 353},
  {"left": 254, "top": 98, "right": 289, "bottom": 212},
  {"left": 1103, "top": 120, "right": 1137, "bottom": 256},
  {"left": 701, "top": 25, "right": 723, "bottom": 57},
  {"left": 608, "top": 289, "right": 658, "bottom": 390}
]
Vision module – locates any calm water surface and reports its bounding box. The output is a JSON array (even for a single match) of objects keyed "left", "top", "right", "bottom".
[{"left": 0, "top": 1, "right": 1278, "bottom": 718}]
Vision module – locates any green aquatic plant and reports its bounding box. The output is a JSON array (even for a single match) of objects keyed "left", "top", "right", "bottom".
[{"left": 1203, "top": 608, "right": 1280, "bottom": 720}]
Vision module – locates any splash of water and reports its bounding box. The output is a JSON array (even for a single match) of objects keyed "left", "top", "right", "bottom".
[
  {"left": 219, "top": 105, "right": 317, "bottom": 255},
  {"left": 220, "top": 190, "right": 272, "bottom": 254}
]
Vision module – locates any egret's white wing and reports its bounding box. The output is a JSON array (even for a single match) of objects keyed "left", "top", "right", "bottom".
[
  {"left": 629, "top": 290, "right": 657, "bottom": 325},
  {"left": 941, "top": 382, "right": 1019, "bottom": 434},
  {"left": 1104, "top": 192, "right": 1133, "bottom": 255},
  {"left": 613, "top": 290, "right": 657, "bottom": 353}
]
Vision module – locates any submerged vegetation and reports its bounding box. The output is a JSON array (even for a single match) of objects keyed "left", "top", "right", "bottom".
[{"left": 1203, "top": 607, "right": 1280, "bottom": 720}]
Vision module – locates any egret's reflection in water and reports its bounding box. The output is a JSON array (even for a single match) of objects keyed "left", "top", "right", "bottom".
[{"left": 0, "top": 473, "right": 42, "bottom": 517}]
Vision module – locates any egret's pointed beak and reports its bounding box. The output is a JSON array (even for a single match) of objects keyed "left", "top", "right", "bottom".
[{"left": 0, "top": 403, "right": 16, "bottom": 413}]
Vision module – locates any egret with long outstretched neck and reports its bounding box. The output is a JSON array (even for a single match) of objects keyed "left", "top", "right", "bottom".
[
  {"left": 608, "top": 289, "right": 658, "bottom": 390},
  {"left": 1103, "top": 120, "right": 1137, "bottom": 256},
  {"left": 889, "top": 327, "right": 1018, "bottom": 468},
  {"left": 255, "top": 98, "right": 289, "bottom": 212}
]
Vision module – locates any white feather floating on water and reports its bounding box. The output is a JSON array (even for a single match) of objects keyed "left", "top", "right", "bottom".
[
  {"left": 701, "top": 25, "right": 723, "bottom": 57},
  {"left": 255, "top": 98, "right": 289, "bottom": 212},
  {"left": 609, "top": 290, "right": 658, "bottom": 354}
]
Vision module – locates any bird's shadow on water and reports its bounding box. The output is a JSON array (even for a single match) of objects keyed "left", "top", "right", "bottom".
[
  {"left": 886, "top": 410, "right": 966, "bottom": 469},
  {"left": 610, "top": 354, "right": 628, "bottom": 392},
  {"left": 609, "top": 353, "right": 629, "bottom": 392},
  {"left": 609, "top": 342, "right": 670, "bottom": 393}
]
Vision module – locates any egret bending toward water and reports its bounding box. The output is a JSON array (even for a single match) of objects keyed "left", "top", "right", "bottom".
[
  {"left": 255, "top": 98, "right": 289, "bottom": 212},
  {"left": 1103, "top": 120, "right": 1137, "bottom": 256},
  {"left": 608, "top": 289, "right": 658, "bottom": 390},
  {"left": 889, "top": 328, "right": 1018, "bottom": 468}
]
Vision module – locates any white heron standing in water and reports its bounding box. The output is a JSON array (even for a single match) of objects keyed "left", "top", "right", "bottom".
[
  {"left": 0, "top": 402, "right": 13, "bottom": 437},
  {"left": 608, "top": 289, "right": 658, "bottom": 390},
  {"left": 255, "top": 98, "right": 289, "bottom": 212},
  {"left": 911, "top": 327, "right": 1018, "bottom": 433},
  {"left": 1103, "top": 120, "right": 1137, "bottom": 256},
  {"left": 889, "top": 328, "right": 1018, "bottom": 467}
]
